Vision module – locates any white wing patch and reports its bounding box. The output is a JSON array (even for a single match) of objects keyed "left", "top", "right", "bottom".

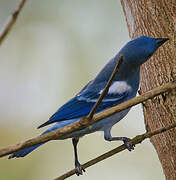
[
  {"left": 77, "top": 81, "right": 131, "bottom": 103},
  {"left": 100, "top": 81, "right": 131, "bottom": 95}
]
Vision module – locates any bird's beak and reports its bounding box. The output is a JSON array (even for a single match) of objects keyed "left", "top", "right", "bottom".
[{"left": 155, "top": 38, "right": 169, "bottom": 47}]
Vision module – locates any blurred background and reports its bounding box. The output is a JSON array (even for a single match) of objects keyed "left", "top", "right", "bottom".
[{"left": 0, "top": 0, "right": 164, "bottom": 179}]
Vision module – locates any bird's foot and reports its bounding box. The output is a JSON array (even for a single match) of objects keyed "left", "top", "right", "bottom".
[
  {"left": 122, "top": 137, "right": 135, "bottom": 151},
  {"left": 75, "top": 161, "right": 85, "bottom": 176}
]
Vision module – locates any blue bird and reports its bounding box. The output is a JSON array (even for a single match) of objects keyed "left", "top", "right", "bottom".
[{"left": 9, "top": 36, "right": 168, "bottom": 175}]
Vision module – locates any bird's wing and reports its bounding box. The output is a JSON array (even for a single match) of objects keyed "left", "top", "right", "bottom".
[{"left": 38, "top": 81, "right": 131, "bottom": 128}]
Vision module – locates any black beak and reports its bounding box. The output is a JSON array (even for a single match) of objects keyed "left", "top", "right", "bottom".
[{"left": 155, "top": 38, "right": 169, "bottom": 47}]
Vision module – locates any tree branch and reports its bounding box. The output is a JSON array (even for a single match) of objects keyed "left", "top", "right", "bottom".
[
  {"left": 55, "top": 121, "right": 176, "bottom": 180},
  {"left": 0, "top": 0, "right": 27, "bottom": 45},
  {"left": 87, "top": 55, "right": 124, "bottom": 120},
  {"left": 0, "top": 80, "right": 175, "bottom": 158}
]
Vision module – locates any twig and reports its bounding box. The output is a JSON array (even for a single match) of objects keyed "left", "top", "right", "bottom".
[
  {"left": 55, "top": 121, "right": 176, "bottom": 180},
  {"left": 87, "top": 55, "right": 124, "bottom": 120},
  {"left": 0, "top": 0, "right": 27, "bottom": 45},
  {"left": 0, "top": 80, "right": 175, "bottom": 158}
]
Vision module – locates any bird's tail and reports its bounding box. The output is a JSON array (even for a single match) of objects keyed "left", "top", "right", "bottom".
[
  {"left": 8, "top": 143, "right": 43, "bottom": 159},
  {"left": 8, "top": 123, "right": 60, "bottom": 159},
  {"left": 8, "top": 121, "right": 72, "bottom": 159}
]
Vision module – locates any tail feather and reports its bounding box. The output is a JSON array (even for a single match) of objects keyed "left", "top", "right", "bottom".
[
  {"left": 8, "top": 122, "right": 62, "bottom": 159},
  {"left": 8, "top": 121, "right": 70, "bottom": 159},
  {"left": 8, "top": 144, "right": 43, "bottom": 159}
]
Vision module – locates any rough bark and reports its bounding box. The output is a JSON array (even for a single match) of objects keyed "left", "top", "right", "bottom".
[{"left": 121, "top": 0, "right": 176, "bottom": 179}]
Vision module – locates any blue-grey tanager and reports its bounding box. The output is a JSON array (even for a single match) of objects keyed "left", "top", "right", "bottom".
[{"left": 9, "top": 36, "right": 169, "bottom": 175}]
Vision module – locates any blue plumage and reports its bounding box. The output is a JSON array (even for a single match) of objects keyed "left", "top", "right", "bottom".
[
  {"left": 39, "top": 82, "right": 129, "bottom": 128},
  {"left": 8, "top": 144, "right": 42, "bottom": 159},
  {"left": 9, "top": 36, "right": 169, "bottom": 175}
]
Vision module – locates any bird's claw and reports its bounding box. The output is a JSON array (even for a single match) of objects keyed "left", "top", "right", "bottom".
[
  {"left": 75, "top": 161, "right": 85, "bottom": 176},
  {"left": 123, "top": 137, "right": 135, "bottom": 151}
]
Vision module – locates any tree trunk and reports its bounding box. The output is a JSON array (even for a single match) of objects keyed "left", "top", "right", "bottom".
[{"left": 120, "top": 0, "right": 176, "bottom": 179}]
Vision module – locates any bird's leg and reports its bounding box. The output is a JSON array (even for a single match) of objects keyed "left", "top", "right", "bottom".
[
  {"left": 104, "top": 129, "right": 135, "bottom": 151},
  {"left": 72, "top": 138, "right": 85, "bottom": 176}
]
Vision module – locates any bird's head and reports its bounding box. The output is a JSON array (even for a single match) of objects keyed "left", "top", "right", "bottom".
[{"left": 120, "top": 36, "right": 169, "bottom": 67}]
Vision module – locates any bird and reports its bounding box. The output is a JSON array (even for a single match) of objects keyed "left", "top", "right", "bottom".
[{"left": 8, "top": 36, "right": 169, "bottom": 176}]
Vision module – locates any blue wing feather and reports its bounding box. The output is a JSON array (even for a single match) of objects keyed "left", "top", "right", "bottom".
[
  {"left": 38, "top": 83, "right": 129, "bottom": 128},
  {"left": 51, "top": 97, "right": 94, "bottom": 120}
]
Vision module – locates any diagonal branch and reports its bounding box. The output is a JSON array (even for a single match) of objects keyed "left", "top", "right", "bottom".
[
  {"left": 55, "top": 121, "right": 176, "bottom": 180},
  {"left": 87, "top": 55, "right": 124, "bottom": 120},
  {"left": 0, "top": 0, "right": 27, "bottom": 45},
  {"left": 0, "top": 80, "right": 175, "bottom": 158}
]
